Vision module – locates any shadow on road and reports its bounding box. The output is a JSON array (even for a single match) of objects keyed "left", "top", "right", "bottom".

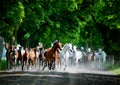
[{"left": 0, "top": 71, "right": 120, "bottom": 85}]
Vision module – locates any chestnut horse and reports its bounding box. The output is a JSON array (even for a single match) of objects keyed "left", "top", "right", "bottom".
[
  {"left": 17, "top": 47, "right": 39, "bottom": 71},
  {"left": 43, "top": 40, "right": 62, "bottom": 70},
  {"left": 33, "top": 48, "right": 39, "bottom": 68},
  {"left": 21, "top": 47, "right": 30, "bottom": 70}
]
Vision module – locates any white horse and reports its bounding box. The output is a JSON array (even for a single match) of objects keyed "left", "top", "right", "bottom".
[
  {"left": 58, "top": 43, "right": 73, "bottom": 70},
  {"left": 95, "top": 48, "right": 107, "bottom": 69},
  {"left": 72, "top": 45, "right": 83, "bottom": 65}
]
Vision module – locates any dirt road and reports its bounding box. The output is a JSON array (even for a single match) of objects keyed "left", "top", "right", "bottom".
[{"left": 0, "top": 67, "right": 120, "bottom": 85}]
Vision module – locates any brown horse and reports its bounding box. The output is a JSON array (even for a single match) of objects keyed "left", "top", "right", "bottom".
[
  {"left": 43, "top": 40, "right": 62, "bottom": 70},
  {"left": 5, "top": 43, "right": 15, "bottom": 69},
  {"left": 28, "top": 48, "right": 35, "bottom": 68},
  {"left": 33, "top": 47, "right": 39, "bottom": 68},
  {"left": 21, "top": 47, "right": 30, "bottom": 70},
  {"left": 5, "top": 43, "right": 9, "bottom": 69},
  {"left": 28, "top": 48, "right": 39, "bottom": 69},
  {"left": 17, "top": 47, "right": 39, "bottom": 71}
]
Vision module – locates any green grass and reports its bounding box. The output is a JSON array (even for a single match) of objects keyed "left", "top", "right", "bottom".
[
  {"left": 0, "top": 59, "right": 7, "bottom": 70},
  {"left": 105, "top": 63, "right": 120, "bottom": 75},
  {"left": 112, "top": 67, "right": 120, "bottom": 74}
]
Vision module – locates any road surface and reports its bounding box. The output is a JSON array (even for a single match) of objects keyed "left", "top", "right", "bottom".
[{"left": 0, "top": 66, "right": 120, "bottom": 85}]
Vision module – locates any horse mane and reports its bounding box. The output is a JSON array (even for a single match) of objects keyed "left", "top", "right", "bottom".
[
  {"left": 53, "top": 40, "right": 59, "bottom": 45},
  {"left": 62, "top": 43, "right": 68, "bottom": 48}
]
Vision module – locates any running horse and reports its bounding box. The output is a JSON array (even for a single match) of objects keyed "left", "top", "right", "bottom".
[
  {"left": 5, "top": 43, "right": 15, "bottom": 69},
  {"left": 33, "top": 47, "right": 39, "bottom": 68},
  {"left": 58, "top": 43, "right": 73, "bottom": 70},
  {"left": 38, "top": 43, "right": 45, "bottom": 68},
  {"left": 43, "top": 40, "right": 62, "bottom": 70},
  {"left": 21, "top": 47, "right": 30, "bottom": 70}
]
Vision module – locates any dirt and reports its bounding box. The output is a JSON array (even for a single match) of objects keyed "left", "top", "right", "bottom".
[{"left": 0, "top": 66, "right": 120, "bottom": 85}]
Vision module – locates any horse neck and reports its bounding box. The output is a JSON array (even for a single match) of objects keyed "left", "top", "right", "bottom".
[
  {"left": 39, "top": 47, "right": 44, "bottom": 53},
  {"left": 63, "top": 44, "right": 71, "bottom": 52},
  {"left": 52, "top": 45, "right": 59, "bottom": 52},
  {"left": 34, "top": 49, "right": 38, "bottom": 57},
  {"left": 61, "top": 46, "right": 67, "bottom": 53},
  {"left": 25, "top": 49, "right": 28, "bottom": 54}
]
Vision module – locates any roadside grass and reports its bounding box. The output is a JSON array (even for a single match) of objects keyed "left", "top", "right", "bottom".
[
  {"left": 0, "top": 59, "right": 7, "bottom": 70},
  {"left": 112, "top": 67, "right": 120, "bottom": 75},
  {"left": 105, "top": 63, "right": 120, "bottom": 75}
]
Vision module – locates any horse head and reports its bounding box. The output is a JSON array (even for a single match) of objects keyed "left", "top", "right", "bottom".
[
  {"left": 63, "top": 43, "right": 73, "bottom": 53},
  {"left": 53, "top": 40, "right": 62, "bottom": 51}
]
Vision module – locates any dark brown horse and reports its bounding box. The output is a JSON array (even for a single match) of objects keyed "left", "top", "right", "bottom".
[
  {"left": 5, "top": 43, "right": 15, "bottom": 69},
  {"left": 43, "top": 40, "right": 62, "bottom": 70},
  {"left": 38, "top": 43, "right": 45, "bottom": 68}
]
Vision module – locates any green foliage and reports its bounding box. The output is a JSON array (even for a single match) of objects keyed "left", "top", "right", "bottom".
[
  {"left": 0, "top": 0, "right": 25, "bottom": 44},
  {"left": 0, "top": 60, "right": 7, "bottom": 70}
]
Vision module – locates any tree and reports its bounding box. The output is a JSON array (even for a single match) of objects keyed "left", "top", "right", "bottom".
[
  {"left": 0, "top": 0, "right": 25, "bottom": 44},
  {"left": 0, "top": 0, "right": 120, "bottom": 63}
]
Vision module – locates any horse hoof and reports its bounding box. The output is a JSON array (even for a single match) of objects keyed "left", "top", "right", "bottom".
[{"left": 42, "top": 68, "right": 44, "bottom": 70}]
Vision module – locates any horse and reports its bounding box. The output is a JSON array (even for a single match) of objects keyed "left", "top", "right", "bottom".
[
  {"left": 80, "top": 49, "right": 87, "bottom": 65},
  {"left": 14, "top": 47, "right": 19, "bottom": 66},
  {"left": 5, "top": 43, "right": 9, "bottom": 69},
  {"left": 43, "top": 40, "right": 62, "bottom": 70},
  {"left": 72, "top": 45, "right": 83, "bottom": 65},
  {"left": 21, "top": 47, "right": 30, "bottom": 70},
  {"left": 5, "top": 43, "right": 16, "bottom": 70},
  {"left": 16, "top": 45, "right": 31, "bottom": 71},
  {"left": 34, "top": 47, "right": 39, "bottom": 68},
  {"left": 28, "top": 48, "right": 35, "bottom": 69},
  {"left": 58, "top": 43, "right": 73, "bottom": 70},
  {"left": 85, "top": 51, "right": 94, "bottom": 68},
  {"left": 94, "top": 49, "right": 107, "bottom": 69},
  {"left": 16, "top": 44, "right": 23, "bottom": 65},
  {"left": 38, "top": 43, "right": 45, "bottom": 69}
]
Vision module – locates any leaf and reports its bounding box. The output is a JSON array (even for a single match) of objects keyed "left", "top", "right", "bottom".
[{"left": 23, "top": 33, "right": 31, "bottom": 39}]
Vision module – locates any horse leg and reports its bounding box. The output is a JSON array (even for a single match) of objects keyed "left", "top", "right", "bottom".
[
  {"left": 48, "top": 61, "right": 52, "bottom": 70},
  {"left": 39, "top": 54, "right": 42, "bottom": 68},
  {"left": 26, "top": 59, "right": 29, "bottom": 70},
  {"left": 41, "top": 59, "right": 43, "bottom": 66},
  {"left": 21, "top": 57, "right": 24, "bottom": 71},
  {"left": 59, "top": 58, "right": 62, "bottom": 69},
  {"left": 52, "top": 61, "right": 55, "bottom": 70},
  {"left": 22, "top": 61, "right": 24, "bottom": 71},
  {"left": 15, "top": 58, "right": 17, "bottom": 66},
  {"left": 39, "top": 58, "right": 41, "bottom": 69},
  {"left": 9, "top": 59, "right": 13, "bottom": 70},
  {"left": 12, "top": 57, "right": 15, "bottom": 66},
  {"left": 7, "top": 58, "right": 11, "bottom": 70},
  {"left": 42, "top": 63, "right": 47, "bottom": 70},
  {"left": 42, "top": 60, "right": 47, "bottom": 70},
  {"left": 8, "top": 59, "right": 11, "bottom": 70},
  {"left": 42, "top": 58, "right": 45, "bottom": 67},
  {"left": 27, "top": 58, "right": 31, "bottom": 70},
  {"left": 6, "top": 58, "right": 9, "bottom": 70},
  {"left": 64, "top": 59, "right": 67, "bottom": 71},
  {"left": 9, "top": 57, "right": 14, "bottom": 70}
]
